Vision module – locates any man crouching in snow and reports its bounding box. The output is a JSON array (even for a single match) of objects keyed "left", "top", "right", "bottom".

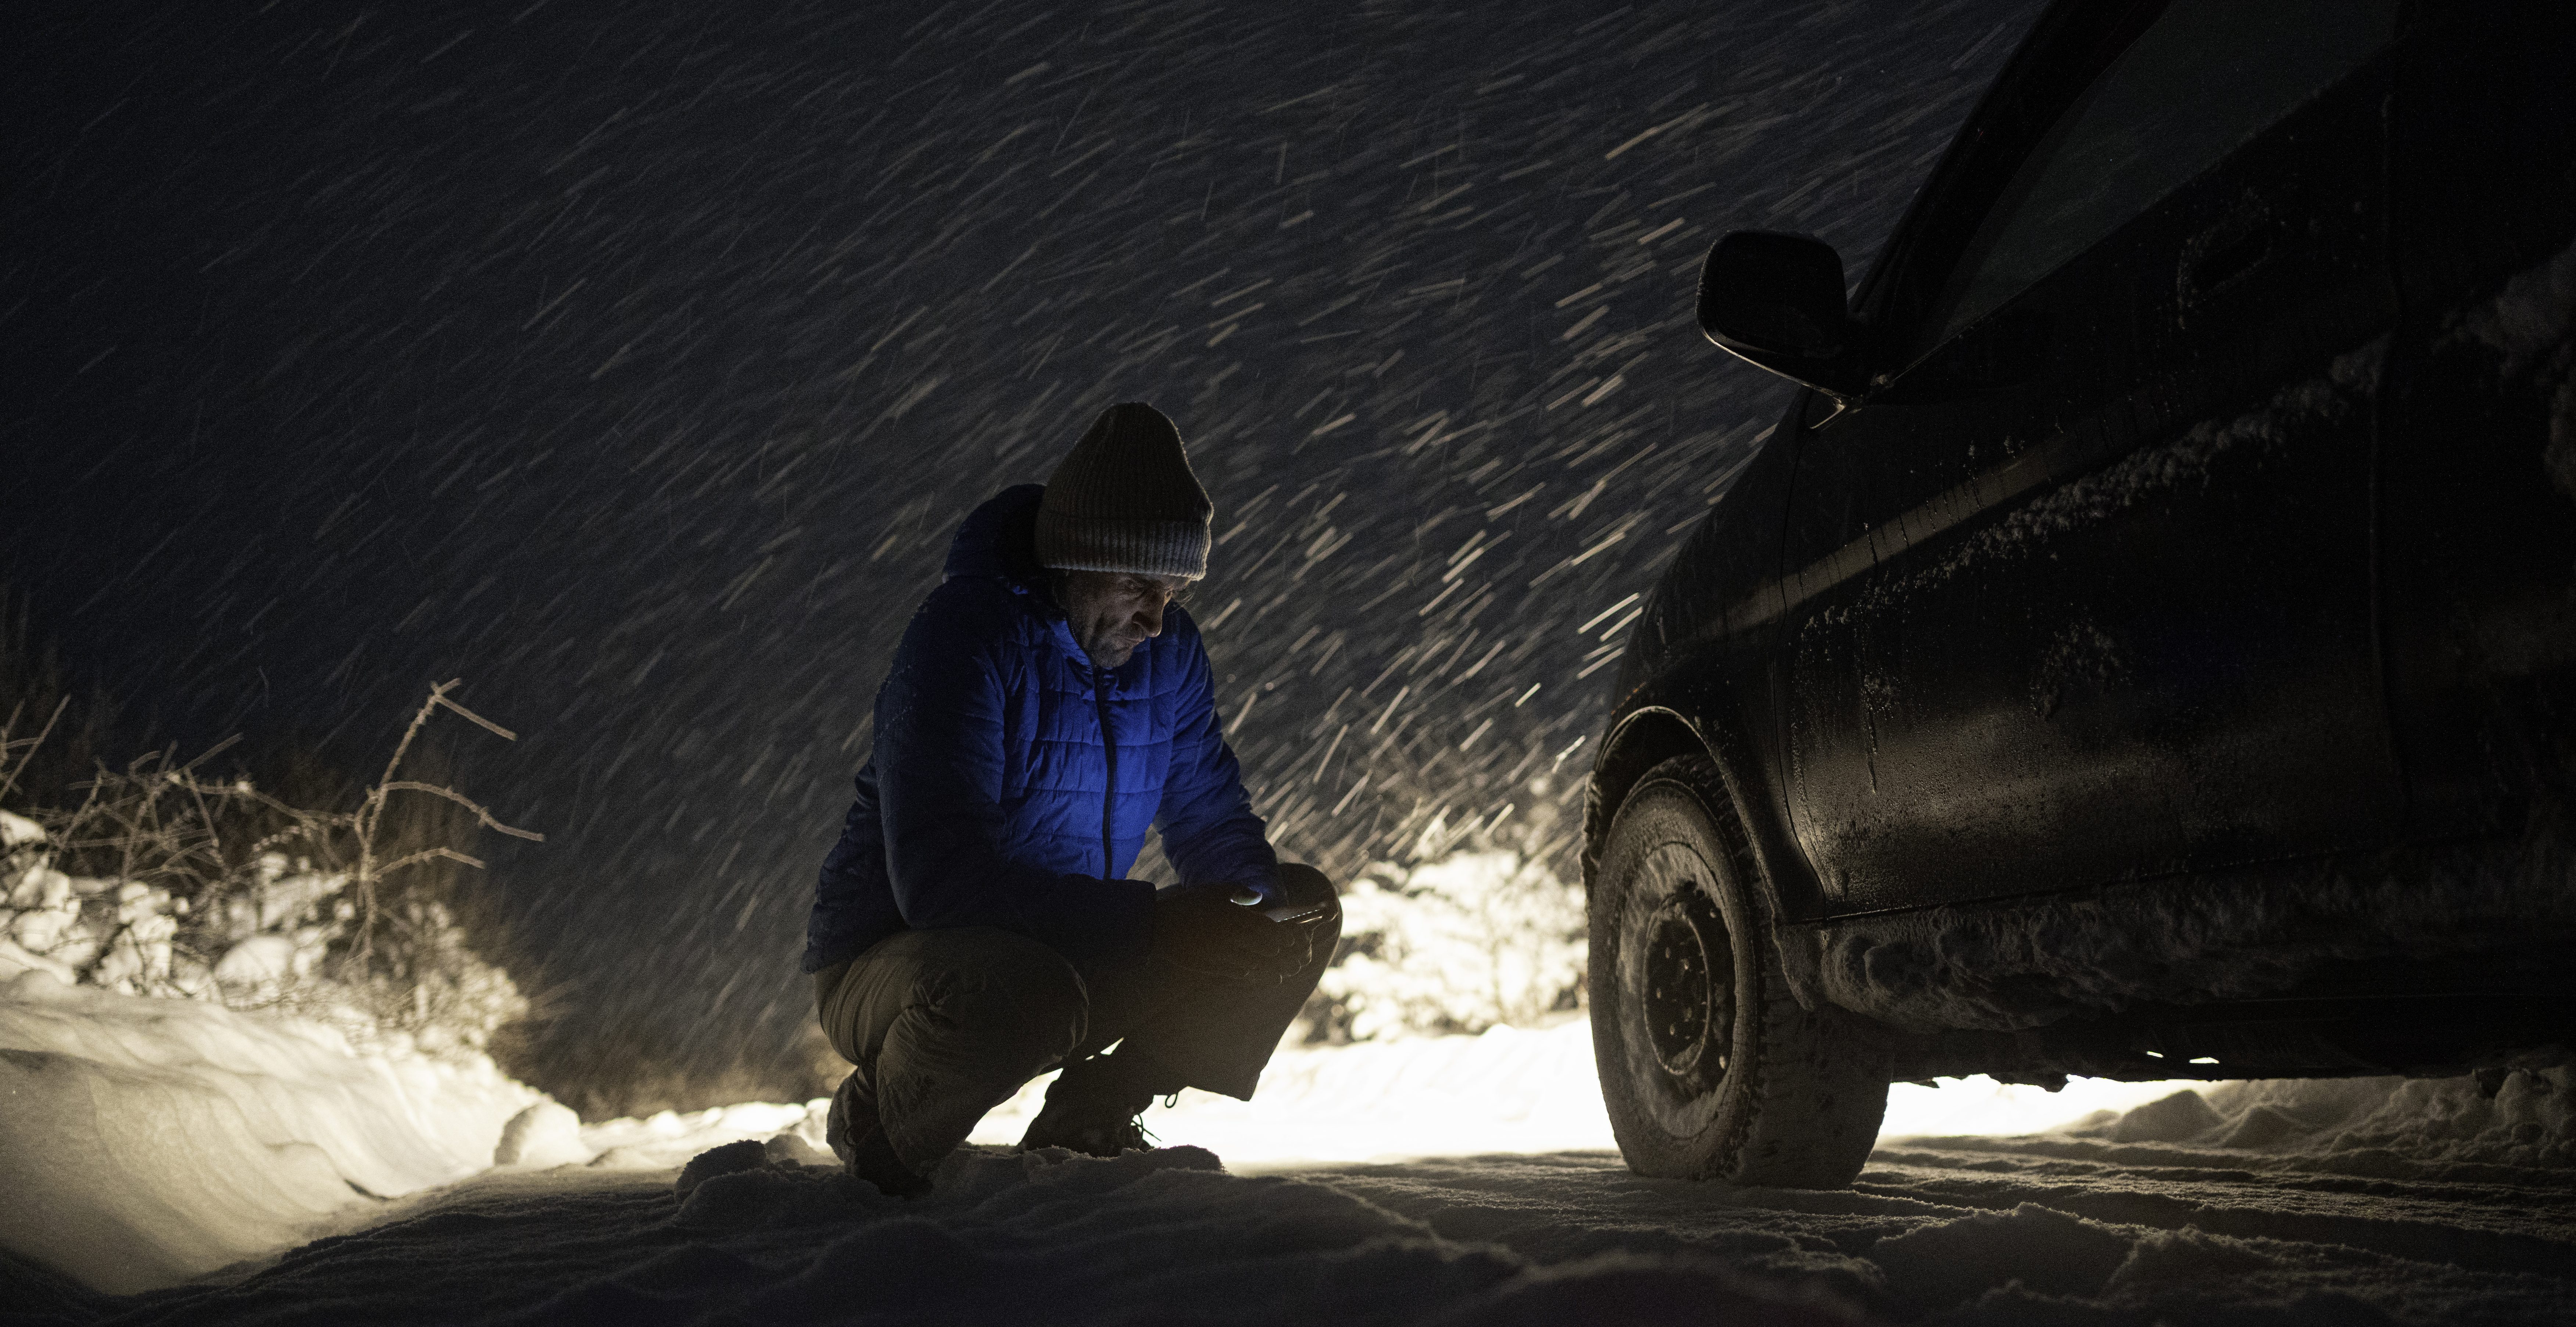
[{"left": 803, "top": 401, "right": 1340, "bottom": 1196}]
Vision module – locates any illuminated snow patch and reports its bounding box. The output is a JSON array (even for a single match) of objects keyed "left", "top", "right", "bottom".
[
  {"left": 973, "top": 1018, "right": 1614, "bottom": 1165},
  {"left": 970, "top": 1018, "right": 2191, "bottom": 1165},
  {"left": 1878, "top": 1074, "right": 2205, "bottom": 1140}
]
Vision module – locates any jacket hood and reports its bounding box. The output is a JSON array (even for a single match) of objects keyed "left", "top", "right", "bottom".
[{"left": 943, "top": 484, "right": 1049, "bottom": 588}]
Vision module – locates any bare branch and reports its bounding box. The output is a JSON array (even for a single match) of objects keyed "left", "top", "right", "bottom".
[
  {"left": 432, "top": 691, "right": 519, "bottom": 742},
  {"left": 376, "top": 846, "right": 489, "bottom": 876},
  {"left": 176, "top": 733, "right": 244, "bottom": 774},
  {"left": 370, "top": 682, "right": 453, "bottom": 825},
  {"left": 0, "top": 694, "right": 69, "bottom": 807},
  {"left": 376, "top": 780, "right": 547, "bottom": 842}
]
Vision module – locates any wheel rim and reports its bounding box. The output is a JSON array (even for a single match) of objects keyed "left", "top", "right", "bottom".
[
  {"left": 1614, "top": 839, "right": 1735, "bottom": 1138},
  {"left": 1643, "top": 896, "right": 1720, "bottom": 1077}
]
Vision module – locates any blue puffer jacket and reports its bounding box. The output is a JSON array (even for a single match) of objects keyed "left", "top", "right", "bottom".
[{"left": 803, "top": 484, "right": 1277, "bottom": 974}]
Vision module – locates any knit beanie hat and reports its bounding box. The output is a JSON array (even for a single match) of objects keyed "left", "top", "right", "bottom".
[{"left": 1034, "top": 402, "right": 1214, "bottom": 579}]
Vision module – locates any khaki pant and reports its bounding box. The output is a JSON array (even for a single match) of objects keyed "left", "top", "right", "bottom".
[{"left": 814, "top": 865, "right": 1339, "bottom": 1171}]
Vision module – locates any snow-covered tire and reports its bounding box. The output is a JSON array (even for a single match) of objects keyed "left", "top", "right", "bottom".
[{"left": 1588, "top": 753, "right": 1887, "bottom": 1186}]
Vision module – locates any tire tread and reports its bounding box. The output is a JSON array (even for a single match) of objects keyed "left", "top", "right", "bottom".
[{"left": 1590, "top": 753, "right": 1886, "bottom": 1188}]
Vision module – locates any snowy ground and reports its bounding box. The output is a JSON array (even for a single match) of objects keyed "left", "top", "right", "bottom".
[
  {"left": 6, "top": 978, "right": 2571, "bottom": 1324},
  {"left": 12, "top": 1120, "right": 2571, "bottom": 1324}
]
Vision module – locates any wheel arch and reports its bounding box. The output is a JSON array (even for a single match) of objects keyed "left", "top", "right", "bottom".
[
  {"left": 1585, "top": 702, "right": 1835, "bottom": 1008},
  {"left": 1581, "top": 707, "right": 1709, "bottom": 887}
]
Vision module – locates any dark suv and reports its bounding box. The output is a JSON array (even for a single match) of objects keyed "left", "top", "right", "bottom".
[{"left": 1584, "top": 0, "right": 2576, "bottom": 1187}]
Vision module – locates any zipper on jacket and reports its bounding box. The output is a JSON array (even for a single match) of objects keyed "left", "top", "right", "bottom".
[{"left": 1091, "top": 665, "right": 1118, "bottom": 880}]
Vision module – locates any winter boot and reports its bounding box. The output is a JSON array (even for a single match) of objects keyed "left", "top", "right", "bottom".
[
  {"left": 825, "top": 1072, "right": 933, "bottom": 1198},
  {"left": 1016, "top": 1054, "right": 1166, "bottom": 1158}
]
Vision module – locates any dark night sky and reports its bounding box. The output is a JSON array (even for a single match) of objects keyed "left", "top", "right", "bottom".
[{"left": 0, "top": 0, "right": 2035, "bottom": 1103}]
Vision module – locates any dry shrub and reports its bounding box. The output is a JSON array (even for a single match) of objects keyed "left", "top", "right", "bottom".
[
  {"left": 1303, "top": 849, "right": 1586, "bottom": 1044},
  {"left": 1291, "top": 771, "right": 1589, "bottom": 1044},
  {"left": 1, "top": 677, "right": 543, "bottom": 1059}
]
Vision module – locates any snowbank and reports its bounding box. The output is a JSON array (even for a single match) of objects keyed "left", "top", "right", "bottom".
[
  {"left": 2057, "top": 1067, "right": 2576, "bottom": 1176},
  {"left": 0, "top": 970, "right": 540, "bottom": 1293},
  {"left": 0, "top": 967, "right": 852, "bottom": 1293}
]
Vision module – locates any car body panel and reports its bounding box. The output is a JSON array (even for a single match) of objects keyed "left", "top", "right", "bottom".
[
  {"left": 1781, "top": 10, "right": 2402, "bottom": 914},
  {"left": 2377, "top": 2, "right": 2576, "bottom": 836},
  {"left": 1589, "top": 0, "right": 2576, "bottom": 1073}
]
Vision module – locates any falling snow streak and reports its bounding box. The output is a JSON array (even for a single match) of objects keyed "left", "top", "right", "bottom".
[{"left": 0, "top": 0, "right": 2041, "bottom": 1098}]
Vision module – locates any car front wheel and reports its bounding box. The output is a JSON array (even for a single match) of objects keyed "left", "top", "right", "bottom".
[{"left": 1588, "top": 753, "right": 1888, "bottom": 1186}]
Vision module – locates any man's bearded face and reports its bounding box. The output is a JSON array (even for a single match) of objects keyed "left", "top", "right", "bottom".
[{"left": 1056, "top": 570, "right": 1192, "bottom": 670}]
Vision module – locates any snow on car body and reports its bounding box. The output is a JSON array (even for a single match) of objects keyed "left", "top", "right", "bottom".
[{"left": 1582, "top": 0, "right": 2576, "bottom": 1187}]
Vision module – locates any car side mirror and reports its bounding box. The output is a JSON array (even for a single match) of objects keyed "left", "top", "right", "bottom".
[{"left": 1696, "top": 231, "right": 1865, "bottom": 401}]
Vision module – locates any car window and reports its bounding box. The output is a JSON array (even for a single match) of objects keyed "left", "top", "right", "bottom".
[{"left": 1918, "top": 0, "right": 2398, "bottom": 353}]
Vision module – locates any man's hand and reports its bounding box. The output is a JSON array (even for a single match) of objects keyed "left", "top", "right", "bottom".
[{"left": 1150, "top": 887, "right": 1314, "bottom": 981}]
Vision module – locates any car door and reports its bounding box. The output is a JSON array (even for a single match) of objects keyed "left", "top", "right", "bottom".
[
  {"left": 1778, "top": 0, "right": 2405, "bottom": 913},
  {"left": 2374, "top": 3, "right": 2576, "bottom": 839}
]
